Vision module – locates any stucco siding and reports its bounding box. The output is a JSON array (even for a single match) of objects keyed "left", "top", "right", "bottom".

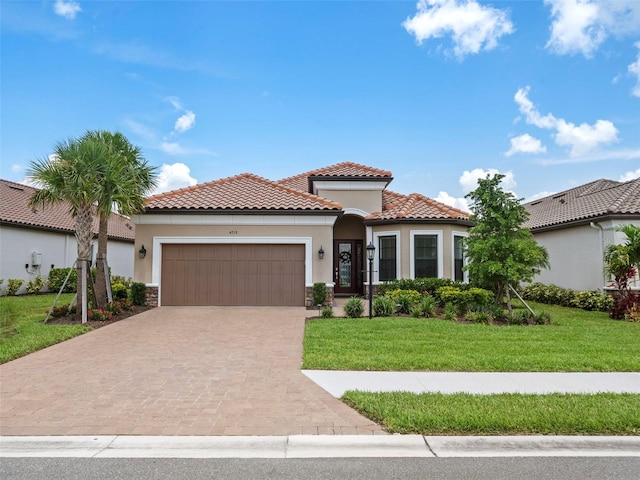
[
  {"left": 0, "top": 225, "right": 134, "bottom": 294},
  {"left": 316, "top": 189, "right": 382, "bottom": 214}
]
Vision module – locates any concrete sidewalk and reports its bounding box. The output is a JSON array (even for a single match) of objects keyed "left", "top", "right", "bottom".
[
  {"left": 2, "top": 435, "right": 639, "bottom": 458},
  {"left": 302, "top": 370, "right": 640, "bottom": 397}
]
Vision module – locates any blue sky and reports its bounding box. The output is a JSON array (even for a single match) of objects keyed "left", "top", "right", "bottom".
[{"left": 2, "top": 0, "right": 639, "bottom": 210}]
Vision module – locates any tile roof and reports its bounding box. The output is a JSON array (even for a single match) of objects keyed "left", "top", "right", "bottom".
[
  {"left": 278, "top": 161, "right": 393, "bottom": 192},
  {"left": 382, "top": 189, "right": 408, "bottom": 209},
  {"left": 366, "top": 193, "right": 471, "bottom": 222},
  {"left": 0, "top": 179, "right": 136, "bottom": 241},
  {"left": 144, "top": 173, "right": 342, "bottom": 212},
  {"left": 523, "top": 177, "right": 640, "bottom": 230}
]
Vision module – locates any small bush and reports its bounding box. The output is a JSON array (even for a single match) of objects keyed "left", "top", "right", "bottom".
[
  {"left": 5, "top": 279, "right": 24, "bottom": 296},
  {"left": 48, "top": 268, "right": 77, "bottom": 293},
  {"left": 312, "top": 282, "right": 328, "bottom": 306},
  {"left": 130, "top": 282, "right": 146, "bottom": 306},
  {"left": 465, "top": 309, "right": 491, "bottom": 325},
  {"left": 344, "top": 297, "right": 364, "bottom": 318},
  {"left": 88, "top": 308, "right": 112, "bottom": 321},
  {"left": 507, "top": 310, "right": 531, "bottom": 326},
  {"left": 520, "top": 283, "right": 611, "bottom": 313},
  {"left": 410, "top": 305, "right": 423, "bottom": 318},
  {"left": 48, "top": 303, "right": 76, "bottom": 319},
  {"left": 321, "top": 306, "right": 334, "bottom": 318},
  {"left": 533, "top": 311, "right": 552, "bottom": 325},
  {"left": 489, "top": 305, "right": 506, "bottom": 322},
  {"left": 376, "top": 278, "right": 455, "bottom": 297},
  {"left": 443, "top": 302, "right": 457, "bottom": 321},
  {"left": 111, "top": 275, "right": 132, "bottom": 288},
  {"left": 25, "top": 275, "right": 46, "bottom": 295},
  {"left": 111, "top": 283, "right": 128, "bottom": 301},
  {"left": 387, "top": 289, "right": 422, "bottom": 314},
  {"left": 104, "top": 301, "right": 123, "bottom": 315},
  {"left": 571, "top": 290, "right": 614, "bottom": 311},
  {"left": 419, "top": 295, "right": 437, "bottom": 318},
  {"left": 373, "top": 296, "right": 396, "bottom": 317},
  {"left": 0, "top": 278, "right": 4, "bottom": 295}
]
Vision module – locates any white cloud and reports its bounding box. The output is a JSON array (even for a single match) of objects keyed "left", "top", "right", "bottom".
[
  {"left": 165, "top": 96, "right": 183, "bottom": 110},
  {"left": 153, "top": 163, "right": 198, "bottom": 194},
  {"left": 123, "top": 119, "right": 156, "bottom": 143},
  {"left": 620, "top": 168, "right": 640, "bottom": 181},
  {"left": 174, "top": 111, "right": 196, "bottom": 133},
  {"left": 545, "top": 0, "right": 640, "bottom": 57},
  {"left": 538, "top": 147, "right": 640, "bottom": 165},
  {"left": 514, "top": 86, "right": 618, "bottom": 157},
  {"left": 554, "top": 118, "right": 618, "bottom": 157},
  {"left": 160, "top": 142, "right": 187, "bottom": 156},
  {"left": 629, "top": 42, "right": 640, "bottom": 97},
  {"left": 11, "top": 164, "right": 23, "bottom": 174},
  {"left": 459, "top": 168, "right": 516, "bottom": 194},
  {"left": 402, "top": 0, "right": 514, "bottom": 59},
  {"left": 53, "top": 0, "right": 81, "bottom": 20},
  {"left": 505, "top": 133, "right": 547, "bottom": 157},
  {"left": 435, "top": 191, "right": 470, "bottom": 212}
]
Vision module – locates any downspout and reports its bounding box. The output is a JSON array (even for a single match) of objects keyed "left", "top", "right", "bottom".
[{"left": 590, "top": 222, "right": 606, "bottom": 290}]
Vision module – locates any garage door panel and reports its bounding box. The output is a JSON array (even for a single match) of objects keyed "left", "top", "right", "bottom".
[{"left": 162, "top": 244, "right": 305, "bottom": 306}]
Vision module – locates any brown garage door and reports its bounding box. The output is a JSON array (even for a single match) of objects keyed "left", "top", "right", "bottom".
[{"left": 161, "top": 244, "right": 305, "bottom": 306}]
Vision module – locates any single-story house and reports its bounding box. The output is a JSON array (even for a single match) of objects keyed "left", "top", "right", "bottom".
[
  {"left": 523, "top": 177, "right": 640, "bottom": 292},
  {"left": 0, "top": 179, "right": 136, "bottom": 295},
  {"left": 132, "top": 162, "right": 472, "bottom": 307}
]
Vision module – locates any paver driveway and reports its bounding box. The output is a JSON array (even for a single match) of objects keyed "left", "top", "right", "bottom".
[{"left": 0, "top": 307, "right": 382, "bottom": 436}]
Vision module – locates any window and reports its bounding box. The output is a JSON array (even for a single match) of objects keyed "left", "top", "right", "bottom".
[
  {"left": 454, "top": 235, "right": 464, "bottom": 282},
  {"left": 414, "top": 235, "right": 438, "bottom": 278},
  {"left": 378, "top": 235, "right": 397, "bottom": 281}
]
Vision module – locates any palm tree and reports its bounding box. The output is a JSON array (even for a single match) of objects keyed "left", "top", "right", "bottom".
[
  {"left": 28, "top": 137, "right": 108, "bottom": 322},
  {"left": 81, "top": 130, "right": 157, "bottom": 308}
]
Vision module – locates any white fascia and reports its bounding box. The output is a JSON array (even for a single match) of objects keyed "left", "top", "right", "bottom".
[{"left": 132, "top": 214, "right": 338, "bottom": 226}]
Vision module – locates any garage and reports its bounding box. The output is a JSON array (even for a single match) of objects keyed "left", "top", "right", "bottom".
[{"left": 160, "top": 244, "right": 306, "bottom": 306}]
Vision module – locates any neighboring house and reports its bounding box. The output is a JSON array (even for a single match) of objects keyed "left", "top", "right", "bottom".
[
  {"left": 523, "top": 177, "right": 640, "bottom": 292},
  {"left": 0, "top": 179, "right": 136, "bottom": 294},
  {"left": 132, "top": 162, "right": 472, "bottom": 307}
]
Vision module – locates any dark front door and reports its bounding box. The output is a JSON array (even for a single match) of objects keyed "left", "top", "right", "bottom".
[{"left": 333, "top": 240, "right": 363, "bottom": 296}]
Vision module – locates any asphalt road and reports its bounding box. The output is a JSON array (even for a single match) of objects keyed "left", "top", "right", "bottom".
[{"left": 2, "top": 457, "right": 640, "bottom": 480}]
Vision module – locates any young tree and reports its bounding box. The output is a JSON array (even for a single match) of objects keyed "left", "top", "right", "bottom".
[
  {"left": 28, "top": 138, "right": 108, "bottom": 322},
  {"left": 81, "top": 131, "right": 157, "bottom": 308},
  {"left": 464, "top": 174, "right": 549, "bottom": 311},
  {"left": 605, "top": 224, "right": 640, "bottom": 319}
]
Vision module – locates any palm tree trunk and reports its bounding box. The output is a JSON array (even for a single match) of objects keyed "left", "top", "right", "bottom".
[
  {"left": 94, "top": 214, "right": 109, "bottom": 308},
  {"left": 75, "top": 204, "right": 94, "bottom": 322}
]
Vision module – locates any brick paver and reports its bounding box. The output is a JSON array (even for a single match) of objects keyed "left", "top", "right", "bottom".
[{"left": 0, "top": 307, "right": 382, "bottom": 435}]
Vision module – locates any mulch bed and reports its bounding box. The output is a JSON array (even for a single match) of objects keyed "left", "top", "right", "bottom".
[{"left": 46, "top": 306, "right": 154, "bottom": 329}]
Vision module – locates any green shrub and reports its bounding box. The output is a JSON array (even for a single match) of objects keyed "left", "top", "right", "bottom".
[
  {"left": 507, "top": 310, "right": 531, "bottom": 325},
  {"left": 419, "top": 295, "right": 437, "bottom": 317},
  {"left": 5, "top": 279, "right": 24, "bottom": 296},
  {"left": 410, "top": 305, "right": 423, "bottom": 318},
  {"left": 111, "top": 275, "right": 132, "bottom": 288},
  {"left": 533, "top": 311, "right": 552, "bottom": 325},
  {"left": 467, "top": 287, "right": 494, "bottom": 307},
  {"left": 465, "top": 309, "right": 491, "bottom": 325},
  {"left": 373, "top": 296, "right": 396, "bottom": 317},
  {"left": 25, "top": 275, "right": 46, "bottom": 295},
  {"left": 111, "top": 283, "right": 128, "bottom": 301},
  {"left": 376, "top": 278, "right": 455, "bottom": 296},
  {"left": 387, "top": 289, "right": 422, "bottom": 314},
  {"left": 571, "top": 290, "right": 614, "bottom": 311},
  {"left": 130, "top": 282, "right": 146, "bottom": 306},
  {"left": 47, "top": 268, "right": 77, "bottom": 293},
  {"left": 344, "top": 297, "right": 364, "bottom": 318},
  {"left": 312, "top": 282, "right": 328, "bottom": 306},
  {"left": 48, "top": 303, "right": 76, "bottom": 319},
  {"left": 489, "top": 305, "right": 506, "bottom": 322},
  {"left": 521, "top": 282, "right": 613, "bottom": 312},
  {"left": 321, "top": 307, "right": 334, "bottom": 318},
  {"left": 87, "top": 308, "right": 112, "bottom": 321},
  {"left": 0, "top": 279, "right": 4, "bottom": 295},
  {"left": 443, "top": 302, "right": 457, "bottom": 321}
]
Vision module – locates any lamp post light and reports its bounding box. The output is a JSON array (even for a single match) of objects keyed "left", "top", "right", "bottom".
[{"left": 366, "top": 241, "right": 375, "bottom": 319}]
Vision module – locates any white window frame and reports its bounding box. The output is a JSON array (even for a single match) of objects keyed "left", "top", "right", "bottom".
[
  {"left": 452, "top": 231, "right": 469, "bottom": 283},
  {"left": 373, "top": 231, "right": 400, "bottom": 284},
  {"left": 410, "top": 230, "right": 443, "bottom": 279}
]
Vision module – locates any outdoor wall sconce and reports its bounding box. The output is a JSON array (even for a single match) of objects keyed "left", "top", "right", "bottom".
[
  {"left": 318, "top": 246, "right": 324, "bottom": 260},
  {"left": 139, "top": 245, "right": 147, "bottom": 259}
]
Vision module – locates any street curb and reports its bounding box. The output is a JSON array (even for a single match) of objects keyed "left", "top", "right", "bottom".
[{"left": 1, "top": 435, "right": 639, "bottom": 458}]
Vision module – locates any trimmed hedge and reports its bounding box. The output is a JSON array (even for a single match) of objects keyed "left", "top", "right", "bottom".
[
  {"left": 376, "top": 278, "right": 457, "bottom": 296},
  {"left": 47, "top": 268, "right": 77, "bottom": 293},
  {"left": 520, "top": 283, "right": 613, "bottom": 312}
]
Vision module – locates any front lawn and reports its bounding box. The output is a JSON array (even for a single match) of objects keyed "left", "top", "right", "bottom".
[
  {"left": 342, "top": 391, "right": 640, "bottom": 435},
  {"left": 0, "top": 294, "right": 90, "bottom": 364},
  {"left": 303, "top": 302, "right": 640, "bottom": 371}
]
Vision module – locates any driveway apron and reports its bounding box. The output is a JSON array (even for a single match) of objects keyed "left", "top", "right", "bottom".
[{"left": 0, "top": 307, "right": 382, "bottom": 436}]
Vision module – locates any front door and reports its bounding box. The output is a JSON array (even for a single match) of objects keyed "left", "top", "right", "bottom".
[{"left": 333, "top": 240, "right": 363, "bottom": 296}]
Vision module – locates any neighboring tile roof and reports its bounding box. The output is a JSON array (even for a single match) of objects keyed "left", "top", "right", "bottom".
[
  {"left": 0, "top": 179, "right": 135, "bottom": 241},
  {"left": 144, "top": 173, "right": 342, "bottom": 212},
  {"left": 366, "top": 193, "right": 471, "bottom": 222},
  {"left": 278, "top": 161, "right": 393, "bottom": 192},
  {"left": 523, "top": 177, "right": 640, "bottom": 230}
]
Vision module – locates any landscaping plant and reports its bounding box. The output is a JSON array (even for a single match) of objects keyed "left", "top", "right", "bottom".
[
  {"left": 344, "top": 297, "right": 364, "bottom": 318},
  {"left": 5, "top": 279, "right": 24, "bottom": 296}
]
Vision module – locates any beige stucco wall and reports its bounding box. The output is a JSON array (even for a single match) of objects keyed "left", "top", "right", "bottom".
[
  {"left": 317, "top": 189, "right": 382, "bottom": 214},
  {"left": 133, "top": 219, "right": 336, "bottom": 286}
]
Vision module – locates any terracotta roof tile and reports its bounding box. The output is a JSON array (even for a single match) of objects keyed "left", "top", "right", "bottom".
[
  {"left": 382, "top": 190, "right": 407, "bottom": 210},
  {"left": 524, "top": 177, "right": 640, "bottom": 230},
  {"left": 0, "top": 179, "right": 135, "bottom": 241},
  {"left": 145, "top": 173, "right": 342, "bottom": 211},
  {"left": 366, "top": 193, "right": 470, "bottom": 222},
  {"left": 278, "top": 161, "right": 392, "bottom": 192}
]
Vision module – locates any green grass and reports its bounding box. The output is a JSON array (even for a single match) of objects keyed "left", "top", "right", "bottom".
[
  {"left": 0, "top": 294, "right": 91, "bottom": 364},
  {"left": 303, "top": 302, "right": 640, "bottom": 371},
  {"left": 342, "top": 391, "right": 640, "bottom": 435}
]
